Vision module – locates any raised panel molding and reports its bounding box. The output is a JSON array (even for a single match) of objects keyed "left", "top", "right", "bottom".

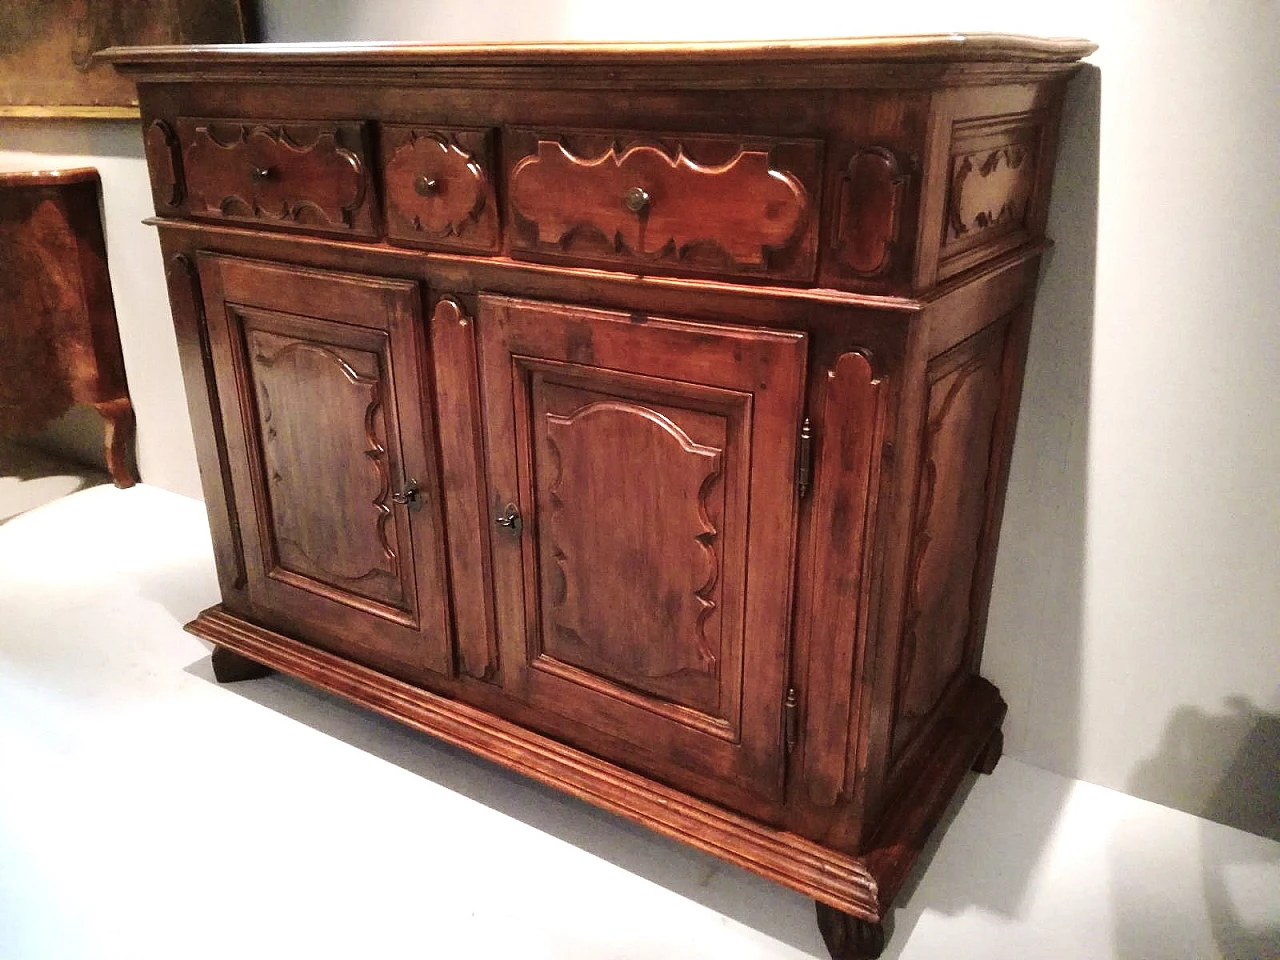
[
  {"left": 891, "top": 324, "right": 1008, "bottom": 763},
  {"left": 144, "top": 119, "right": 183, "bottom": 209},
  {"left": 834, "top": 148, "right": 906, "bottom": 277},
  {"left": 238, "top": 319, "right": 405, "bottom": 608},
  {"left": 508, "top": 134, "right": 813, "bottom": 274},
  {"left": 381, "top": 126, "right": 499, "bottom": 251},
  {"left": 538, "top": 394, "right": 726, "bottom": 714},
  {"left": 181, "top": 119, "right": 370, "bottom": 231}
]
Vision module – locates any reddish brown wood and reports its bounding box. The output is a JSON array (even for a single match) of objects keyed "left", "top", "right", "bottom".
[
  {"left": 892, "top": 321, "right": 1009, "bottom": 764},
  {"left": 797, "top": 351, "right": 887, "bottom": 809},
  {"left": 0, "top": 167, "right": 136, "bottom": 487},
  {"left": 507, "top": 129, "right": 820, "bottom": 281},
  {"left": 381, "top": 125, "right": 499, "bottom": 253},
  {"left": 107, "top": 36, "right": 1092, "bottom": 960},
  {"left": 835, "top": 148, "right": 906, "bottom": 278},
  {"left": 144, "top": 119, "right": 184, "bottom": 211},
  {"left": 178, "top": 118, "right": 375, "bottom": 236},
  {"left": 477, "top": 295, "right": 805, "bottom": 816},
  {"left": 428, "top": 296, "right": 500, "bottom": 681},
  {"left": 197, "top": 255, "right": 454, "bottom": 684}
]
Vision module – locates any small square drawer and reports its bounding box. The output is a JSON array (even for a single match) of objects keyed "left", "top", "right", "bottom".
[
  {"left": 380, "top": 125, "right": 500, "bottom": 253},
  {"left": 505, "top": 128, "right": 822, "bottom": 283},
  {"left": 177, "top": 118, "right": 377, "bottom": 237}
]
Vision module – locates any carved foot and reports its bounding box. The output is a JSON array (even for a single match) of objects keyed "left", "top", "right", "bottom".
[
  {"left": 210, "top": 645, "right": 272, "bottom": 683},
  {"left": 815, "top": 902, "right": 886, "bottom": 960},
  {"left": 93, "top": 397, "right": 137, "bottom": 488},
  {"left": 972, "top": 727, "right": 1004, "bottom": 775}
]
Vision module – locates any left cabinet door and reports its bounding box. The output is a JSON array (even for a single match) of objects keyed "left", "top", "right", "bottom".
[{"left": 196, "top": 254, "right": 454, "bottom": 683}]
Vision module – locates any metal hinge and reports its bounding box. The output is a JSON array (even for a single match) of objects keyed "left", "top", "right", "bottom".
[
  {"left": 784, "top": 687, "right": 799, "bottom": 754},
  {"left": 797, "top": 418, "right": 813, "bottom": 499}
]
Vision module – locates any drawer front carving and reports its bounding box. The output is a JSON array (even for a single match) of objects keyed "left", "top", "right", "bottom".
[
  {"left": 381, "top": 125, "right": 499, "bottom": 252},
  {"left": 178, "top": 118, "right": 376, "bottom": 236},
  {"left": 937, "top": 114, "right": 1042, "bottom": 279},
  {"left": 479, "top": 294, "right": 807, "bottom": 815},
  {"left": 506, "top": 129, "right": 821, "bottom": 281}
]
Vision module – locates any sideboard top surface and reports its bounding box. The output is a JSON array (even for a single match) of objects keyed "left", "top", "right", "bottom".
[{"left": 99, "top": 34, "right": 1095, "bottom": 87}]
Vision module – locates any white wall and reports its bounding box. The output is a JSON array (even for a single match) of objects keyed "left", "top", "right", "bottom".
[
  {"left": 0, "top": 123, "right": 202, "bottom": 498},
  {"left": 5, "top": 1, "right": 1275, "bottom": 835}
]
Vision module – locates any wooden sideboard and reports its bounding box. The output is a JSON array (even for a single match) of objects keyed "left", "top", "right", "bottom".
[
  {"left": 104, "top": 35, "right": 1094, "bottom": 958},
  {"left": 0, "top": 167, "right": 136, "bottom": 487}
]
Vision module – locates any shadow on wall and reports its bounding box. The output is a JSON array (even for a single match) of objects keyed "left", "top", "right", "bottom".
[
  {"left": 981, "top": 49, "right": 1100, "bottom": 844},
  {"left": 1130, "top": 699, "right": 1280, "bottom": 845},
  {"left": 1111, "top": 699, "right": 1280, "bottom": 959}
]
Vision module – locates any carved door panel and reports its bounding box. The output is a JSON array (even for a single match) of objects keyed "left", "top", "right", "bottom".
[
  {"left": 197, "top": 255, "right": 453, "bottom": 684},
  {"left": 478, "top": 295, "right": 807, "bottom": 814}
]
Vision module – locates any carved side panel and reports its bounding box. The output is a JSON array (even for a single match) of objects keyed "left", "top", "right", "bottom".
[
  {"left": 533, "top": 380, "right": 734, "bottom": 718},
  {"left": 234, "top": 310, "right": 407, "bottom": 610},
  {"left": 381, "top": 125, "right": 499, "bottom": 252},
  {"left": 938, "top": 114, "right": 1042, "bottom": 279},
  {"left": 178, "top": 118, "right": 375, "bottom": 236},
  {"left": 834, "top": 148, "right": 905, "bottom": 277},
  {"left": 506, "top": 129, "right": 820, "bottom": 280},
  {"left": 892, "top": 324, "right": 1008, "bottom": 761},
  {"left": 144, "top": 119, "right": 184, "bottom": 211}
]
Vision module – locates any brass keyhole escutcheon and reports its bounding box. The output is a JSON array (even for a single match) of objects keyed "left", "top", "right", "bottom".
[
  {"left": 392, "top": 478, "right": 422, "bottom": 512},
  {"left": 495, "top": 503, "right": 522, "bottom": 536},
  {"left": 622, "top": 186, "right": 650, "bottom": 213}
]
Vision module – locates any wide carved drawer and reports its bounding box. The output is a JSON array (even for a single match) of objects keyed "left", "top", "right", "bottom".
[
  {"left": 505, "top": 128, "right": 822, "bottom": 282},
  {"left": 174, "top": 118, "right": 377, "bottom": 237}
]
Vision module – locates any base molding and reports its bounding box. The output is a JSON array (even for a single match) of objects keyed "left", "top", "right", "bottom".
[{"left": 188, "top": 605, "right": 1005, "bottom": 924}]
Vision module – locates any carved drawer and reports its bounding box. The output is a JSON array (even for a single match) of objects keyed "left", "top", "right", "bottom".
[
  {"left": 380, "top": 125, "right": 500, "bottom": 253},
  {"left": 505, "top": 128, "right": 822, "bottom": 282},
  {"left": 174, "top": 118, "right": 377, "bottom": 237}
]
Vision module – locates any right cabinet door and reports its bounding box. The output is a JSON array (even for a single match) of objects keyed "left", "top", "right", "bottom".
[{"left": 477, "top": 294, "right": 806, "bottom": 814}]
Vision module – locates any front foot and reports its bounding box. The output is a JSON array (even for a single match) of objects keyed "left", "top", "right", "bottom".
[
  {"left": 816, "top": 902, "right": 886, "bottom": 960},
  {"left": 972, "top": 727, "right": 1004, "bottom": 775},
  {"left": 210, "top": 645, "right": 272, "bottom": 683}
]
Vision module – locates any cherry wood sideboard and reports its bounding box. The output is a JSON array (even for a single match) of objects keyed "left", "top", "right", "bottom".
[
  {"left": 105, "top": 35, "right": 1094, "bottom": 958},
  {"left": 0, "top": 167, "right": 136, "bottom": 487}
]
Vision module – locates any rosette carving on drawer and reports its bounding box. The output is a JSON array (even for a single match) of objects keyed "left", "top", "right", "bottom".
[
  {"left": 507, "top": 130, "right": 820, "bottom": 281},
  {"left": 381, "top": 125, "right": 499, "bottom": 252},
  {"left": 178, "top": 118, "right": 375, "bottom": 236}
]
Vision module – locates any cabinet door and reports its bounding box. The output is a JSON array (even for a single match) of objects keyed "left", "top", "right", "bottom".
[
  {"left": 478, "top": 295, "right": 806, "bottom": 813},
  {"left": 197, "top": 255, "right": 453, "bottom": 684}
]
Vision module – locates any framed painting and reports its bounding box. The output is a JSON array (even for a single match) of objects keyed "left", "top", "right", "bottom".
[{"left": 0, "top": 0, "right": 254, "bottom": 119}]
